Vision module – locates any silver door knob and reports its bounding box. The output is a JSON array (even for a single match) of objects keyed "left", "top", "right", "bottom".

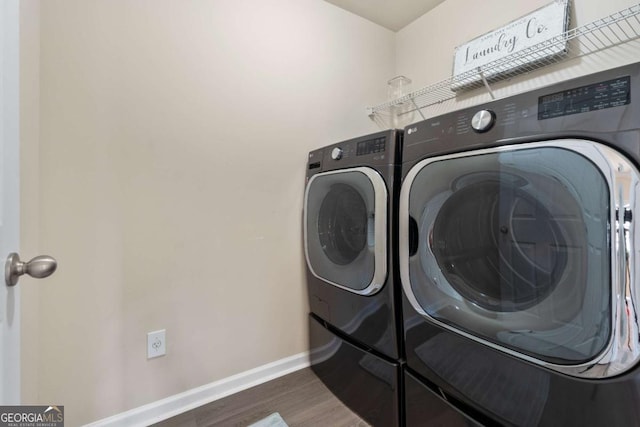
[{"left": 5, "top": 253, "right": 57, "bottom": 287}]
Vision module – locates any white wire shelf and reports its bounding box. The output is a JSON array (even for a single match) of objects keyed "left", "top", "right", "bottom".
[{"left": 368, "top": 4, "right": 640, "bottom": 127}]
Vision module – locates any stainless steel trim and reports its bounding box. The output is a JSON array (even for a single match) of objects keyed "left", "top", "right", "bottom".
[
  {"left": 304, "top": 167, "right": 388, "bottom": 296},
  {"left": 399, "top": 139, "right": 640, "bottom": 379}
]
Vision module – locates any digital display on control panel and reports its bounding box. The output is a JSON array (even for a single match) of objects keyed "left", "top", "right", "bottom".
[
  {"left": 538, "top": 76, "right": 630, "bottom": 120},
  {"left": 356, "top": 137, "right": 386, "bottom": 156}
]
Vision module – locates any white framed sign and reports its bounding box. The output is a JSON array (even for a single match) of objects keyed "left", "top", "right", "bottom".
[{"left": 452, "top": 0, "right": 570, "bottom": 90}]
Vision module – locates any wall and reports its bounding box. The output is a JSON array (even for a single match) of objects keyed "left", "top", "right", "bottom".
[
  {"left": 395, "top": 0, "right": 640, "bottom": 118},
  {"left": 22, "top": 0, "right": 394, "bottom": 425}
]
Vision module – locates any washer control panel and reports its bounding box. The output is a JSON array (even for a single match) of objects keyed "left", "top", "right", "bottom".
[
  {"left": 356, "top": 136, "right": 386, "bottom": 156},
  {"left": 328, "top": 136, "right": 386, "bottom": 160}
]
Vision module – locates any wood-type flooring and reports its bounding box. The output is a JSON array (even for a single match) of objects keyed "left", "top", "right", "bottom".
[{"left": 152, "top": 367, "right": 370, "bottom": 427}]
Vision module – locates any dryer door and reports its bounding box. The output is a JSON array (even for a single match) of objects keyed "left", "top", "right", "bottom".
[
  {"left": 400, "top": 140, "right": 640, "bottom": 378},
  {"left": 305, "top": 167, "right": 387, "bottom": 295}
]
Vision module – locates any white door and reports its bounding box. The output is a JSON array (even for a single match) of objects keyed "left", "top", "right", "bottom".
[{"left": 1, "top": 0, "right": 21, "bottom": 404}]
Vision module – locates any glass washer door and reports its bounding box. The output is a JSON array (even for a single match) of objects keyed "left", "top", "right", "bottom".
[
  {"left": 399, "top": 139, "right": 640, "bottom": 379},
  {"left": 305, "top": 167, "right": 388, "bottom": 295}
]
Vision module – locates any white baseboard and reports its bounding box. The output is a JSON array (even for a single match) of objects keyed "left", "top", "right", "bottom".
[{"left": 85, "top": 352, "right": 310, "bottom": 427}]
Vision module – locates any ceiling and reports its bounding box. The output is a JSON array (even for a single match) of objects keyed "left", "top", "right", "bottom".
[{"left": 324, "top": 0, "right": 446, "bottom": 32}]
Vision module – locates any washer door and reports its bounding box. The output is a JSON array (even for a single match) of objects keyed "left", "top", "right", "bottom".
[
  {"left": 400, "top": 140, "right": 640, "bottom": 378},
  {"left": 305, "top": 167, "right": 387, "bottom": 295}
]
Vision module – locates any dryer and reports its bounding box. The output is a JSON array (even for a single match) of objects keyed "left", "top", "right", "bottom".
[
  {"left": 400, "top": 62, "right": 640, "bottom": 426},
  {"left": 304, "top": 130, "right": 403, "bottom": 426}
]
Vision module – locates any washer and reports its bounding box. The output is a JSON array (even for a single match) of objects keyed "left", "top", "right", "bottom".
[
  {"left": 304, "top": 130, "right": 403, "bottom": 426},
  {"left": 400, "top": 62, "right": 640, "bottom": 426}
]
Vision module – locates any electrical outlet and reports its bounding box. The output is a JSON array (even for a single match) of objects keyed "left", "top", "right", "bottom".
[{"left": 147, "top": 329, "right": 166, "bottom": 359}]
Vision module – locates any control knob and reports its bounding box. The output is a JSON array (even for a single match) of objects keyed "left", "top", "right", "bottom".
[
  {"left": 331, "top": 147, "right": 343, "bottom": 160},
  {"left": 471, "top": 110, "right": 496, "bottom": 133}
]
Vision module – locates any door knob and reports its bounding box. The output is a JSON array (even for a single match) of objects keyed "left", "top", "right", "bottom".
[{"left": 5, "top": 253, "right": 57, "bottom": 287}]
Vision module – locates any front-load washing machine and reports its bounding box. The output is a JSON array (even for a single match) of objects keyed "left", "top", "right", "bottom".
[
  {"left": 304, "top": 130, "right": 403, "bottom": 426},
  {"left": 400, "top": 62, "right": 640, "bottom": 426}
]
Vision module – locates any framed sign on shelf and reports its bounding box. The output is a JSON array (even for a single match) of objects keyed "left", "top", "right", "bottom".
[{"left": 451, "top": 0, "right": 571, "bottom": 91}]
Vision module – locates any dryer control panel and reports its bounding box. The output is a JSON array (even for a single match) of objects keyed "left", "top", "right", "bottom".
[
  {"left": 402, "top": 61, "right": 640, "bottom": 166},
  {"left": 538, "top": 76, "right": 631, "bottom": 120}
]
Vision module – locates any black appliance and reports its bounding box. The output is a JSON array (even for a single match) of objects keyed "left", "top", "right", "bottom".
[
  {"left": 304, "top": 130, "right": 404, "bottom": 426},
  {"left": 400, "top": 62, "right": 640, "bottom": 426}
]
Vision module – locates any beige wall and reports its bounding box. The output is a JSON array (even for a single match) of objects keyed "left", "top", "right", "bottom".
[
  {"left": 394, "top": 0, "right": 640, "bottom": 118},
  {"left": 21, "top": 0, "right": 394, "bottom": 425}
]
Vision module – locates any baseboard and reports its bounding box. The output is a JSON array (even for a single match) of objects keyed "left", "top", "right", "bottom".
[{"left": 85, "top": 352, "right": 310, "bottom": 427}]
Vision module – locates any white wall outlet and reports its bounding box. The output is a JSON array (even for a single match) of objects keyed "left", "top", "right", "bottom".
[{"left": 147, "top": 329, "right": 166, "bottom": 359}]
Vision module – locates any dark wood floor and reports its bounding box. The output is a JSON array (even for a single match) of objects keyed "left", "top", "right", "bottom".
[{"left": 153, "top": 368, "right": 370, "bottom": 427}]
